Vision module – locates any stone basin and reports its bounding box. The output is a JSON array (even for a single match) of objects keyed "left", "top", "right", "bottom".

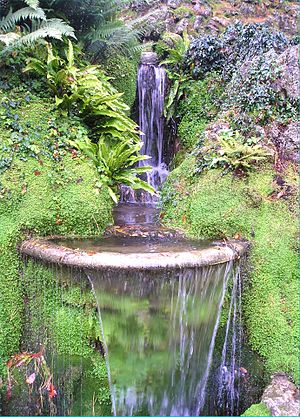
[{"left": 19, "top": 226, "right": 249, "bottom": 270}]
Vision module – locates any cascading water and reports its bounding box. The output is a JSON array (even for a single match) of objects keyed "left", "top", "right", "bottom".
[
  {"left": 121, "top": 58, "right": 168, "bottom": 204},
  {"left": 85, "top": 262, "right": 240, "bottom": 416},
  {"left": 217, "top": 266, "right": 243, "bottom": 416}
]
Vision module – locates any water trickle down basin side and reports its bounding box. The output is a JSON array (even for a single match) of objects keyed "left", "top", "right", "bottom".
[{"left": 19, "top": 237, "right": 249, "bottom": 270}]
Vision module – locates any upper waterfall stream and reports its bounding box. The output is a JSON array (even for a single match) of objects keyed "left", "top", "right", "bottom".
[{"left": 121, "top": 59, "right": 168, "bottom": 204}]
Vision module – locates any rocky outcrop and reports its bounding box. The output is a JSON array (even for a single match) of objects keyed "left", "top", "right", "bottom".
[
  {"left": 125, "top": 0, "right": 299, "bottom": 38},
  {"left": 262, "top": 374, "right": 299, "bottom": 416},
  {"left": 272, "top": 45, "right": 299, "bottom": 101},
  {"left": 264, "top": 121, "right": 298, "bottom": 164}
]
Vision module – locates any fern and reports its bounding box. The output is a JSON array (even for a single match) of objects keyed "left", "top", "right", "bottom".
[
  {"left": 24, "top": 0, "right": 39, "bottom": 9},
  {"left": 1, "top": 18, "right": 75, "bottom": 53},
  {"left": 0, "top": 7, "right": 46, "bottom": 32}
]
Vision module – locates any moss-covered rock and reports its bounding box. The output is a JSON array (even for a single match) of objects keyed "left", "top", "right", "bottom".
[
  {"left": 102, "top": 53, "right": 139, "bottom": 110},
  {"left": 241, "top": 402, "right": 270, "bottom": 416}
]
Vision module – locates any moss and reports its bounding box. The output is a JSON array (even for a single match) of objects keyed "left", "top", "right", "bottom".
[
  {"left": 172, "top": 5, "right": 194, "bottom": 19},
  {"left": 241, "top": 402, "right": 270, "bottom": 416},
  {"left": 177, "top": 75, "right": 224, "bottom": 150},
  {"left": 0, "top": 93, "right": 113, "bottom": 376},
  {"left": 102, "top": 53, "right": 139, "bottom": 109},
  {"left": 162, "top": 162, "right": 299, "bottom": 382}
]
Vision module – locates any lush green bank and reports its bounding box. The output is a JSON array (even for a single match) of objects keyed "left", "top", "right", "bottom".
[{"left": 0, "top": 89, "right": 113, "bottom": 410}]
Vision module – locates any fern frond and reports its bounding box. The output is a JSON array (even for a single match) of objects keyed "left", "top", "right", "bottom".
[
  {"left": 24, "top": 0, "right": 39, "bottom": 9},
  {"left": 0, "top": 7, "right": 46, "bottom": 32},
  {"left": 0, "top": 32, "right": 20, "bottom": 45},
  {"left": 1, "top": 18, "right": 76, "bottom": 54},
  {"left": 88, "top": 20, "right": 124, "bottom": 41}
]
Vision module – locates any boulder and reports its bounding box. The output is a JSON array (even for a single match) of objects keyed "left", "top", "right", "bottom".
[
  {"left": 193, "top": 4, "right": 212, "bottom": 17},
  {"left": 175, "top": 17, "right": 189, "bottom": 34},
  {"left": 272, "top": 45, "right": 299, "bottom": 101},
  {"left": 262, "top": 374, "right": 299, "bottom": 417},
  {"left": 264, "top": 121, "right": 298, "bottom": 163}
]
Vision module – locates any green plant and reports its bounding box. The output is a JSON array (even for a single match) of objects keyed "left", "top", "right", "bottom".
[
  {"left": 24, "top": 41, "right": 138, "bottom": 139},
  {"left": 74, "top": 137, "right": 155, "bottom": 203},
  {"left": 159, "top": 30, "right": 190, "bottom": 69},
  {"left": 156, "top": 31, "right": 191, "bottom": 121},
  {"left": 24, "top": 40, "right": 151, "bottom": 199},
  {"left": 195, "top": 129, "right": 271, "bottom": 176},
  {"left": 0, "top": 4, "right": 75, "bottom": 55}
]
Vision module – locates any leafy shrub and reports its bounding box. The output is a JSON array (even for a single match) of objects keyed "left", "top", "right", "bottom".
[
  {"left": 24, "top": 40, "right": 151, "bottom": 201},
  {"left": 195, "top": 129, "right": 271, "bottom": 176},
  {"left": 187, "top": 23, "right": 291, "bottom": 80},
  {"left": 0, "top": 4, "right": 75, "bottom": 55},
  {"left": 187, "top": 35, "right": 224, "bottom": 78},
  {"left": 222, "top": 23, "right": 290, "bottom": 79},
  {"left": 223, "top": 52, "right": 297, "bottom": 124}
]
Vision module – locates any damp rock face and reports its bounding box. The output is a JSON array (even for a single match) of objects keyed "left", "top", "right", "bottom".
[
  {"left": 262, "top": 374, "right": 299, "bottom": 416},
  {"left": 140, "top": 52, "right": 159, "bottom": 65}
]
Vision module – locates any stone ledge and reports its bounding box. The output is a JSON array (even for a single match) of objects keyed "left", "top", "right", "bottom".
[{"left": 19, "top": 237, "right": 248, "bottom": 270}]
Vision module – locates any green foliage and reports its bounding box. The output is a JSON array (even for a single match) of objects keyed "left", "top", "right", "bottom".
[
  {"left": 177, "top": 74, "right": 223, "bottom": 150},
  {"left": 24, "top": 40, "right": 150, "bottom": 200},
  {"left": 187, "top": 35, "right": 224, "bottom": 79},
  {"left": 74, "top": 137, "right": 155, "bottom": 203},
  {"left": 37, "top": 0, "right": 142, "bottom": 59},
  {"left": 223, "top": 53, "right": 297, "bottom": 124},
  {"left": 162, "top": 161, "right": 299, "bottom": 382},
  {"left": 187, "top": 23, "right": 290, "bottom": 80},
  {"left": 195, "top": 129, "right": 271, "bottom": 176},
  {"left": 101, "top": 53, "right": 139, "bottom": 109},
  {"left": 156, "top": 31, "right": 191, "bottom": 121},
  {"left": 0, "top": 92, "right": 112, "bottom": 374},
  {"left": 159, "top": 31, "right": 190, "bottom": 68},
  {"left": 241, "top": 403, "right": 270, "bottom": 416},
  {"left": 0, "top": 5, "right": 75, "bottom": 55}
]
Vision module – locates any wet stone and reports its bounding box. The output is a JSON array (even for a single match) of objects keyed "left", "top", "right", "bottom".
[{"left": 262, "top": 374, "right": 299, "bottom": 416}]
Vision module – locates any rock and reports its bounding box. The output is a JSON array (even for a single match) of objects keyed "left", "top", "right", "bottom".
[
  {"left": 193, "top": 4, "right": 212, "bottom": 17},
  {"left": 264, "top": 121, "right": 298, "bottom": 163},
  {"left": 140, "top": 52, "right": 158, "bottom": 65},
  {"left": 193, "top": 15, "right": 204, "bottom": 31},
  {"left": 167, "top": 0, "right": 181, "bottom": 9},
  {"left": 262, "top": 373, "right": 299, "bottom": 416},
  {"left": 272, "top": 45, "right": 299, "bottom": 101},
  {"left": 134, "top": 7, "right": 169, "bottom": 40},
  {"left": 175, "top": 17, "right": 189, "bottom": 34}
]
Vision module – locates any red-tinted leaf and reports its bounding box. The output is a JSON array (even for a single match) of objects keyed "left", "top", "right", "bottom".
[
  {"left": 26, "top": 372, "right": 36, "bottom": 385},
  {"left": 34, "top": 170, "right": 41, "bottom": 176}
]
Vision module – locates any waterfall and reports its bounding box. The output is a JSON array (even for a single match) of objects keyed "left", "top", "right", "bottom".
[
  {"left": 217, "top": 265, "right": 243, "bottom": 415},
  {"left": 121, "top": 61, "right": 168, "bottom": 204},
  {"left": 86, "top": 261, "right": 240, "bottom": 416}
]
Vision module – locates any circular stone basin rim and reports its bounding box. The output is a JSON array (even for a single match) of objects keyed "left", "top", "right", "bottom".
[{"left": 19, "top": 238, "right": 249, "bottom": 270}]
